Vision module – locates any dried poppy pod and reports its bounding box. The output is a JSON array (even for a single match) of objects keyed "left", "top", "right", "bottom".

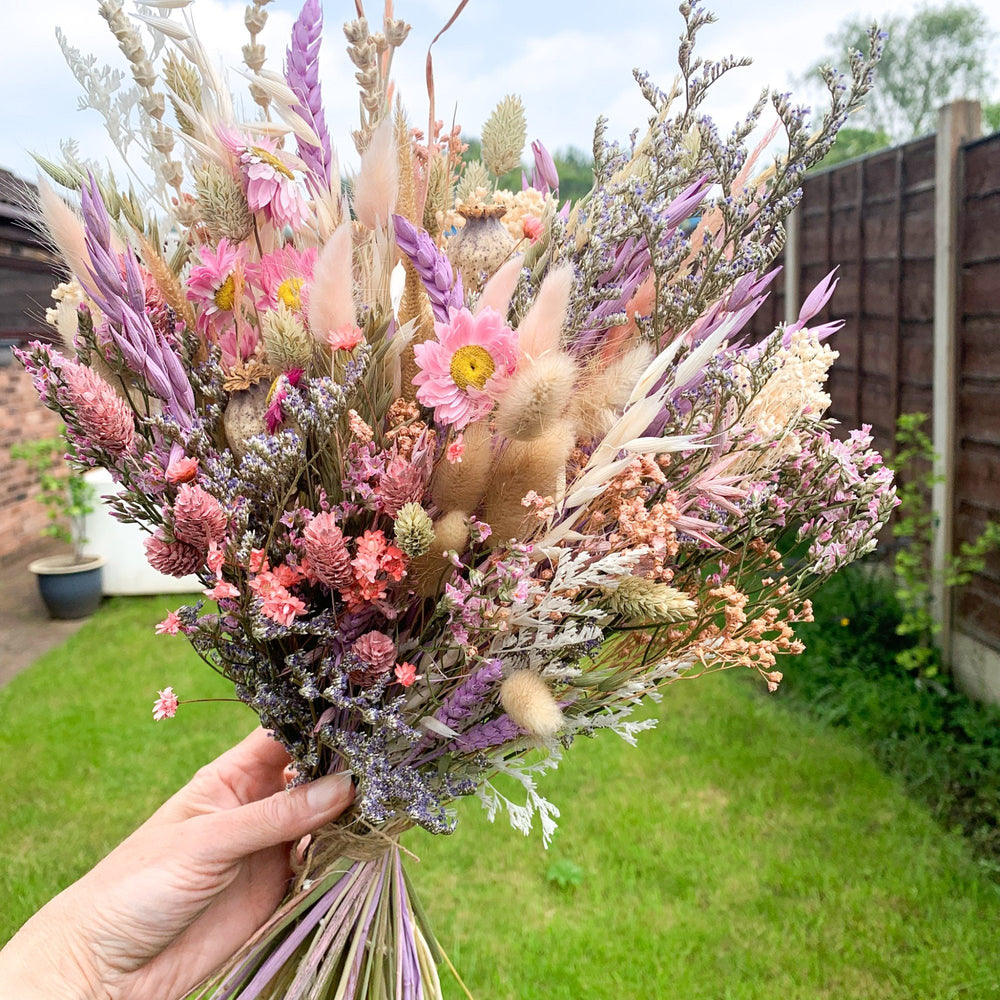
[
  {"left": 446, "top": 203, "right": 516, "bottom": 294},
  {"left": 222, "top": 372, "right": 273, "bottom": 461}
]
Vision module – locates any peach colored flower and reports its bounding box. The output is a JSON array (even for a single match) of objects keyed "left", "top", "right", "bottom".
[
  {"left": 394, "top": 662, "right": 420, "bottom": 687},
  {"left": 328, "top": 324, "right": 364, "bottom": 351},
  {"left": 446, "top": 433, "right": 465, "bottom": 464},
  {"left": 165, "top": 456, "right": 199, "bottom": 484}
]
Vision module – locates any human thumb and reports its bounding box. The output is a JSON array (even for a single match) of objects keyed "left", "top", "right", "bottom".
[{"left": 206, "top": 772, "right": 354, "bottom": 859}]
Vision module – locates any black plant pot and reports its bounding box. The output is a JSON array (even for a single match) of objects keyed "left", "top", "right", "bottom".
[{"left": 28, "top": 554, "right": 106, "bottom": 620}]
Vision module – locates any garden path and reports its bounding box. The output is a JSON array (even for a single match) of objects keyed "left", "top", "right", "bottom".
[{"left": 0, "top": 540, "right": 85, "bottom": 687}]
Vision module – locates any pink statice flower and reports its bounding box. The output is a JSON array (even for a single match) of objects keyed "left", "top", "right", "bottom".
[
  {"left": 186, "top": 238, "right": 243, "bottom": 338},
  {"left": 412, "top": 307, "right": 518, "bottom": 428},
  {"left": 224, "top": 133, "right": 309, "bottom": 230},
  {"left": 155, "top": 610, "right": 182, "bottom": 635},
  {"left": 152, "top": 687, "right": 179, "bottom": 721},
  {"left": 445, "top": 433, "right": 465, "bottom": 464}
]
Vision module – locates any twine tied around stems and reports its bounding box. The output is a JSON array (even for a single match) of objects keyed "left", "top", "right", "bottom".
[{"left": 292, "top": 812, "right": 415, "bottom": 889}]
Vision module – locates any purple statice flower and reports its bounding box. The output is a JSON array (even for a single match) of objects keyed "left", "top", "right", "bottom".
[
  {"left": 285, "top": 0, "right": 334, "bottom": 186},
  {"left": 392, "top": 215, "right": 463, "bottom": 322}
]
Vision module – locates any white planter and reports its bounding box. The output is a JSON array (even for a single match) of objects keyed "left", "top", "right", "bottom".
[{"left": 83, "top": 468, "right": 201, "bottom": 596}]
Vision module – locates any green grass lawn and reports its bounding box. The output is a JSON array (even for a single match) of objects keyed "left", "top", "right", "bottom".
[{"left": 2, "top": 596, "right": 999, "bottom": 999}]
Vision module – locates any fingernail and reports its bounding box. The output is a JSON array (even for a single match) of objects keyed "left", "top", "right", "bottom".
[{"left": 305, "top": 772, "right": 353, "bottom": 812}]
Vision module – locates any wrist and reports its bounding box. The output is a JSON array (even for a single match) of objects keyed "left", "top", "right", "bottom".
[{"left": 0, "top": 901, "right": 106, "bottom": 1000}]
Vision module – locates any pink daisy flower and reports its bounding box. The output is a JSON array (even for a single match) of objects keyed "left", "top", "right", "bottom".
[
  {"left": 412, "top": 307, "right": 518, "bottom": 428},
  {"left": 246, "top": 246, "right": 317, "bottom": 311},
  {"left": 205, "top": 580, "right": 240, "bottom": 601},
  {"left": 152, "top": 687, "right": 179, "bottom": 721},
  {"left": 186, "top": 239, "right": 243, "bottom": 338},
  {"left": 155, "top": 610, "right": 182, "bottom": 635},
  {"left": 165, "top": 456, "right": 199, "bottom": 484},
  {"left": 224, "top": 134, "right": 309, "bottom": 230}
]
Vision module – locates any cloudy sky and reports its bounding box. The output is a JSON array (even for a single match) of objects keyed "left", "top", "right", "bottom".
[{"left": 2, "top": 0, "right": 998, "bottom": 185}]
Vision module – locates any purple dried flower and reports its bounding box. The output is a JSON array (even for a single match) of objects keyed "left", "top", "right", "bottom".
[
  {"left": 285, "top": 0, "right": 334, "bottom": 186},
  {"left": 392, "top": 215, "right": 463, "bottom": 322}
]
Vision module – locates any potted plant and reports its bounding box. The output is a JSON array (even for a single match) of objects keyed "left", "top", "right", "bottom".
[{"left": 10, "top": 432, "right": 105, "bottom": 619}]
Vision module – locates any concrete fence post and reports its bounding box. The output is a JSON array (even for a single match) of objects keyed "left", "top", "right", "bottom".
[
  {"left": 783, "top": 205, "right": 801, "bottom": 326},
  {"left": 932, "top": 99, "right": 981, "bottom": 663}
]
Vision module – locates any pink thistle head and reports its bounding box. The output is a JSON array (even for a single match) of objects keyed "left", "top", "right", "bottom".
[
  {"left": 152, "top": 686, "right": 179, "bottom": 721},
  {"left": 350, "top": 630, "right": 397, "bottom": 686},
  {"left": 173, "top": 484, "right": 227, "bottom": 551},
  {"left": 302, "top": 512, "right": 354, "bottom": 591},
  {"left": 145, "top": 530, "right": 202, "bottom": 577},
  {"left": 60, "top": 359, "right": 134, "bottom": 454},
  {"left": 412, "top": 307, "right": 518, "bottom": 428}
]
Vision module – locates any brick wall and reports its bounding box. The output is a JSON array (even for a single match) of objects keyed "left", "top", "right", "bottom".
[{"left": 0, "top": 363, "right": 63, "bottom": 561}]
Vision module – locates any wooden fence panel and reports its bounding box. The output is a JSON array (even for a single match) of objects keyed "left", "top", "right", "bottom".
[{"left": 955, "top": 133, "right": 1000, "bottom": 647}]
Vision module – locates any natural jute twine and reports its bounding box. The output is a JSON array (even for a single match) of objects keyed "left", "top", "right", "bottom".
[{"left": 292, "top": 811, "right": 414, "bottom": 890}]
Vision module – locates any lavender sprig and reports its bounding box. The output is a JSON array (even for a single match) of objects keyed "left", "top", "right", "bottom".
[
  {"left": 392, "top": 214, "right": 463, "bottom": 321},
  {"left": 434, "top": 658, "right": 503, "bottom": 731},
  {"left": 285, "top": 0, "right": 334, "bottom": 187}
]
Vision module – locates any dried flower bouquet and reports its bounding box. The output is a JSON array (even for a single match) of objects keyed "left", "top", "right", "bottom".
[{"left": 20, "top": 1, "right": 894, "bottom": 997}]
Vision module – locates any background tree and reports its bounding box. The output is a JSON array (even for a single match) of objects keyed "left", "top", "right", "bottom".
[
  {"left": 809, "top": 3, "right": 996, "bottom": 147},
  {"left": 462, "top": 138, "right": 594, "bottom": 203}
]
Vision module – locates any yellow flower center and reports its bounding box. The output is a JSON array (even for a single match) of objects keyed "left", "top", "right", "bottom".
[
  {"left": 449, "top": 345, "right": 495, "bottom": 391},
  {"left": 250, "top": 146, "right": 295, "bottom": 180},
  {"left": 277, "top": 277, "right": 303, "bottom": 309},
  {"left": 214, "top": 274, "right": 236, "bottom": 311}
]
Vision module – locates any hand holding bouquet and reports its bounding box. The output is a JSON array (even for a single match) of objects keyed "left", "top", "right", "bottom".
[{"left": 19, "top": 2, "right": 894, "bottom": 997}]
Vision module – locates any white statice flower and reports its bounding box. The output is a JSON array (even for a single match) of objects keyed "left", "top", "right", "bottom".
[{"left": 45, "top": 278, "right": 88, "bottom": 348}]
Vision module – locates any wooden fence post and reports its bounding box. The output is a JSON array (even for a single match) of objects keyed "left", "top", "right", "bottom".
[
  {"left": 932, "top": 99, "right": 981, "bottom": 662},
  {"left": 783, "top": 205, "right": 800, "bottom": 326}
]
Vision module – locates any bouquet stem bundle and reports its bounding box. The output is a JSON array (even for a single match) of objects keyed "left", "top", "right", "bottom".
[{"left": 196, "top": 830, "right": 443, "bottom": 1000}]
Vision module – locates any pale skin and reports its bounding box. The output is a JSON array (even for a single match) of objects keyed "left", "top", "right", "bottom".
[{"left": 0, "top": 729, "right": 353, "bottom": 1000}]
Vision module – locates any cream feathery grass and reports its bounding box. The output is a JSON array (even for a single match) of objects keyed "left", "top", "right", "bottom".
[
  {"left": 455, "top": 160, "right": 491, "bottom": 204},
  {"left": 261, "top": 304, "right": 313, "bottom": 371},
  {"left": 307, "top": 223, "right": 355, "bottom": 341},
  {"left": 570, "top": 342, "right": 654, "bottom": 439},
  {"left": 35, "top": 179, "right": 93, "bottom": 289},
  {"left": 354, "top": 117, "right": 399, "bottom": 231},
  {"left": 494, "top": 352, "right": 577, "bottom": 442},
  {"left": 514, "top": 263, "right": 573, "bottom": 359},
  {"left": 500, "top": 670, "right": 563, "bottom": 739},
  {"left": 431, "top": 421, "right": 493, "bottom": 513},
  {"left": 195, "top": 162, "right": 254, "bottom": 244},
  {"left": 422, "top": 156, "right": 452, "bottom": 239},
  {"left": 162, "top": 51, "right": 202, "bottom": 135},
  {"left": 397, "top": 265, "right": 436, "bottom": 403},
  {"left": 476, "top": 256, "right": 522, "bottom": 318},
  {"left": 483, "top": 420, "right": 575, "bottom": 545},
  {"left": 604, "top": 576, "right": 697, "bottom": 623}
]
